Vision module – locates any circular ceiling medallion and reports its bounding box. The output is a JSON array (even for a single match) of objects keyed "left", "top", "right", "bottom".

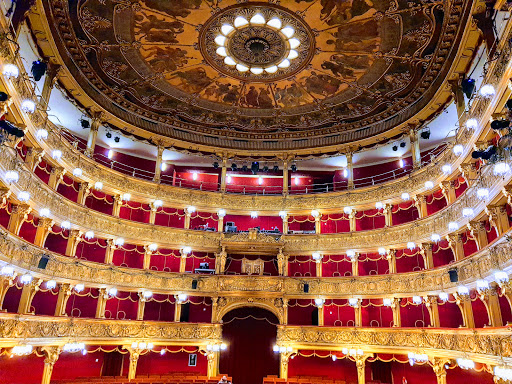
[{"left": 199, "top": 4, "right": 315, "bottom": 82}]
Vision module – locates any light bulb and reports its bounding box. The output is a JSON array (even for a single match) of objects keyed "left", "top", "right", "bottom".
[
  {"left": 236, "top": 64, "right": 249, "bottom": 72},
  {"left": 457, "top": 286, "right": 469, "bottom": 295},
  {"left": 250, "top": 211, "right": 258, "bottom": 218},
  {"left": 425, "top": 181, "right": 434, "bottom": 189},
  {"left": 74, "top": 284, "right": 85, "bottom": 292},
  {"left": 148, "top": 243, "right": 158, "bottom": 252},
  {"left": 448, "top": 222, "right": 459, "bottom": 231},
  {"left": 153, "top": 199, "right": 163, "bottom": 208},
  {"left": 310, "top": 210, "right": 319, "bottom": 218},
  {"left": 279, "top": 211, "right": 287, "bottom": 219},
  {"left": 441, "top": 164, "right": 452, "bottom": 174},
  {"left": 465, "top": 118, "right": 478, "bottom": 130},
  {"left": 84, "top": 231, "right": 94, "bottom": 240},
  {"left": 20, "top": 274, "right": 33, "bottom": 284},
  {"left": 438, "top": 292, "right": 448, "bottom": 302},
  {"left": 218, "top": 209, "right": 226, "bottom": 217},
  {"left": 250, "top": 14, "right": 265, "bottom": 25},
  {"left": 107, "top": 149, "right": 114, "bottom": 159},
  {"left": 289, "top": 38, "right": 300, "bottom": 49},
  {"left": 277, "top": 59, "right": 290, "bottom": 68},
  {"left": 401, "top": 192, "right": 410, "bottom": 201},
  {"left": 1, "top": 265, "right": 14, "bottom": 276},
  {"left": 250, "top": 67, "right": 263, "bottom": 75},
  {"left": 343, "top": 206, "right": 352, "bottom": 214},
  {"left": 46, "top": 280, "right": 57, "bottom": 289},
  {"left": 51, "top": 150, "right": 62, "bottom": 160},
  {"left": 17, "top": 191, "right": 30, "bottom": 202},
  {"left": 73, "top": 168, "right": 83, "bottom": 177},
  {"left": 476, "top": 187, "right": 489, "bottom": 200},
  {"left": 287, "top": 50, "right": 298, "bottom": 60},
  {"left": 224, "top": 57, "right": 236, "bottom": 66},
  {"left": 5, "top": 170, "right": 19, "bottom": 184},
  {"left": 453, "top": 144, "right": 463, "bottom": 156},
  {"left": 494, "top": 162, "right": 510, "bottom": 176},
  {"left": 258, "top": 176, "right": 263, "bottom": 185},
  {"left": 431, "top": 233, "right": 441, "bottom": 242},
  {"left": 480, "top": 84, "right": 495, "bottom": 98},
  {"left": 108, "top": 287, "right": 117, "bottom": 296},
  {"left": 60, "top": 221, "right": 71, "bottom": 230},
  {"left": 383, "top": 298, "right": 392, "bottom": 307},
  {"left": 187, "top": 206, "right": 196, "bottom": 213},
  {"left": 114, "top": 238, "right": 124, "bottom": 246},
  {"left": 21, "top": 99, "right": 36, "bottom": 113},
  {"left": 407, "top": 242, "right": 416, "bottom": 250},
  {"left": 265, "top": 66, "right": 278, "bottom": 73},
  {"left": 412, "top": 296, "right": 422, "bottom": 305},
  {"left": 267, "top": 18, "right": 282, "bottom": 29},
  {"left": 177, "top": 293, "right": 188, "bottom": 302},
  {"left": 221, "top": 24, "right": 234, "bottom": 35},
  {"left": 36, "top": 128, "right": 48, "bottom": 140},
  {"left": 2, "top": 63, "right": 19, "bottom": 79},
  {"left": 40, "top": 208, "right": 50, "bottom": 218},
  {"left": 94, "top": 181, "right": 103, "bottom": 190},
  {"left": 281, "top": 26, "right": 295, "bottom": 38},
  {"left": 378, "top": 247, "right": 386, "bottom": 255},
  {"left": 182, "top": 246, "right": 192, "bottom": 255},
  {"left": 234, "top": 16, "right": 249, "bottom": 27},
  {"left": 214, "top": 35, "right": 227, "bottom": 46},
  {"left": 375, "top": 202, "right": 383, "bottom": 209},
  {"left": 462, "top": 207, "right": 474, "bottom": 218}
]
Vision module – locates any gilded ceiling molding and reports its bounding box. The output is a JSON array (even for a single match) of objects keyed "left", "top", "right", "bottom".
[
  {"left": 1, "top": 223, "right": 511, "bottom": 298},
  {"left": 276, "top": 325, "right": 512, "bottom": 365},
  {"left": 0, "top": 143, "right": 508, "bottom": 251},
  {"left": 0, "top": 313, "right": 222, "bottom": 346}
]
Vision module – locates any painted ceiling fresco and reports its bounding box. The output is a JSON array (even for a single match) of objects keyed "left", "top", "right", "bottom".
[{"left": 45, "top": 0, "right": 471, "bottom": 150}]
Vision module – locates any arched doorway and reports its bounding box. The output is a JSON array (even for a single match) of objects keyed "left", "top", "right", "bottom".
[{"left": 220, "top": 307, "right": 279, "bottom": 384}]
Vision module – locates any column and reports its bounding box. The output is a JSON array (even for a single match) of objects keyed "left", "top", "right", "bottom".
[
  {"left": 85, "top": 113, "right": 102, "bottom": 157},
  {"left": 127, "top": 348, "right": 140, "bottom": 381},
  {"left": 486, "top": 205, "right": 510, "bottom": 237},
  {"left": 283, "top": 298, "right": 289, "bottom": 325},
  {"left": 467, "top": 221, "right": 488, "bottom": 250},
  {"left": 447, "top": 234, "right": 464, "bottom": 262},
  {"left": 54, "top": 283, "right": 73, "bottom": 316},
  {"left": 34, "top": 218, "right": 54, "bottom": 247},
  {"left": 409, "top": 128, "right": 421, "bottom": 168},
  {"left": 477, "top": 283, "right": 503, "bottom": 327},
  {"left": 440, "top": 181, "right": 456, "bottom": 204},
  {"left": 137, "top": 291, "right": 147, "bottom": 321},
  {"left": 315, "top": 258, "right": 322, "bottom": 277},
  {"left": 351, "top": 254, "right": 359, "bottom": 277},
  {"left": 18, "top": 278, "right": 42, "bottom": 314},
  {"left": 391, "top": 298, "right": 401, "bottom": 327},
  {"left": 383, "top": 204, "right": 393, "bottom": 227},
  {"left": 454, "top": 291, "right": 475, "bottom": 328},
  {"left": 25, "top": 147, "right": 44, "bottom": 171},
  {"left": 414, "top": 195, "right": 428, "bottom": 218},
  {"left": 498, "top": 281, "right": 512, "bottom": 312},
  {"left": 184, "top": 208, "right": 192, "bottom": 229},
  {"left": 41, "top": 346, "right": 61, "bottom": 384},
  {"left": 153, "top": 145, "right": 164, "bottom": 183},
  {"left": 459, "top": 163, "right": 477, "bottom": 185},
  {"left": 0, "top": 274, "right": 16, "bottom": 309},
  {"left": 174, "top": 301, "right": 182, "bottom": 322},
  {"left": 317, "top": 304, "right": 324, "bottom": 326},
  {"left": 143, "top": 245, "right": 152, "bottom": 270},
  {"left": 77, "top": 182, "right": 91, "bottom": 205},
  {"left": 215, "top": 246, "right": 227, "bottom": 274},
  {"left": 0, "top": 96, "right": 13, "bottom": 119},
  {"left": 355, "top": 354, "right": 372, "bottom": 384},
  {"left": 420, "top": 243, "right": 434, "bottom": 269},
  {"left": 279, "top": 352, "right": 293, "bottom": 379},
  {"left": 314, "top": 214, "right": 321, "bottom": 234},
  {"left": 386, "top": 249, "right": 396, "bottom": 274},
  {"left": 104, "top": 239, "right": 116, "bottom": 265},
  {"left": 431, "top": 358, "right": 448, "bottom": 384},
  {"left": 449, "top": 77, "right": 466, "bottom": 119},
  {"left": 179, "top": 249, "right": 188, "bottom": 273},
  {"left": 425, "top": 295, "right": 441, "bottom": 327},
  {"left": 40, "top": 63, "right": 61, "bottom": 110},
  {"left": 207, "top": 350, "right": 220, "bottom": 378},
  {"left": 353, "top": 299, "right": 362, "bottom": 326},
  {"left": 211, "top": 297, "right": 219, "bottom": 323},
  {"left": 277, "top": 248, "right": 288, "bottom": 276},
  {"left": 95, "top": 288, "right": 108, "bottom": 319},
  {"left": 220, "top": 157, "right": 228, "bottom": 192},
  {"left": 346, "top": 152, "right": 354, "bottom": 189},
  {"left": 65, "top": 230, "right": 82, "bottom": 257},
  {"left": 0, "top": 188, "right": 11, "bottom": 206},
  {"left": 48, "top": 166, "right": 65, "bottom": 190},
  {"left": 217, "top": 213, "right": 224, "bottom": 233},
  {"left": 8, "top": 203, "right": 31, "bottom": 235},
  {"left": 348, "top": 209, "right": 357, "bottom": 232},
  {"left": 282, "top": 213, "right": 289, "bottom": 235},
  {"left": 112, "top": 195, "right": 122, "bottom": 217},
  {"left": 503, "top": 185, "right": 512, "bottom": 207},
  {"left": 282, "top": 159, "right": 289, "bottom": 195},
  {"left": 149, "top": 202, "right": 158, "bottom": 224}
]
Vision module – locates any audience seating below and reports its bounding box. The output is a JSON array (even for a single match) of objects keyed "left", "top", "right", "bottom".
[
  {"left": 53, "top": 374, "right": 232, "bottom": 384},
  {"left": 263, "top": 375, "right": 387, "bottom": 384}
]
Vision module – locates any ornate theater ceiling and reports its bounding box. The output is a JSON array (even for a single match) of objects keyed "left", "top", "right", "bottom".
[{"left": 43, "top": 0, "right": 473, "bottom": 153}]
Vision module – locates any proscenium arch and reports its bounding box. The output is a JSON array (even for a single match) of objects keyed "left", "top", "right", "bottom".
[{"left": 216, "top": 300, "right": 283, "bottom": 324}]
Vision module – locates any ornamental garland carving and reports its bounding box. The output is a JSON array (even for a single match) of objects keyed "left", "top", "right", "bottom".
[
  {"left": 1, "top": 221, "right": 512, "bottom": 297},
  {"left": 0, "top": 314, "right": 222, "bottom": 342},
  {"left": 276, "top": 326, "right": 512, "bottom": 363}
]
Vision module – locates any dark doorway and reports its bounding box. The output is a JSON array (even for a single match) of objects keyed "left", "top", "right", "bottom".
[{"left": 220, "top": 307, "right": 279, "bottom": 384}]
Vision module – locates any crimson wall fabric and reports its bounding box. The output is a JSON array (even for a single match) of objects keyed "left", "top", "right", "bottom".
[
  {"left": 0, "top": 354, "right": 45, "bottom": 383},
  {"left": 220, "top": 307, "right": 279, "bottom": 384},
  {"left": 288, "top": 353, "right": 359, "bottom": 382},
  {"left": 137, "top": 349, "right": 207, "bottom": 376},
  {"left": 52, "top": 351, "right": 105, "bottom": 381}
]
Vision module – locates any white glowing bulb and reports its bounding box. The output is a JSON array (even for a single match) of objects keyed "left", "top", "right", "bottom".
[
  {"left": 348, "top": 298, "right": 359, "bottom": 307},
  {"left": 399, "top": 158, "right": 404, "bottom": 168},
  {"left": 453, "top": 144, "right": 464, "bottom": 156},
  {"left": 17, "top": 191, "right": 30, "bottom": 202},
  {"left": 250, "top": 211, "right": 258, "bottom": 218},
  {"left": 312, "top": 252, "right": 321, "bottom": 261},
  {"left": 226, "top": 175, "right": 232, "bottom": 184},
  {"left": 74, "top": 284, "right": 85, "bottom": 292},
  {"left": 425, "top": 181, "right": 434, "bottom": 190},
  {"left": 457, "top": 286, "right": 469, "bottom": 295},
  {"left": 36, "top": 129, "right": 48, "bottom": 140},
  {"left": 160, "top": 162, "right": 167, "bottom": 171},
  {"left": 412, "top": 296, "right": 422, "bottom": 305},
  {"left": 21, "top": 99, "right": 36, "bottom": 113},
  {"left": 234, "top": 16, "right": 249, "bottom": 27},
  {"left": 466, "top": 118, "right": 478, "bottom": 130},
  {"left": 448, "top": 222, "right": 459, "bottom": 231},
  {"left": 476, "top": 280, "right": 489, "bottom": 290},
  {"left": 294, "top": 177, "right": 299, "bottom": 185},
  {"left": 108, "top": 287, "right": 117, "bottom": 296},
  {"left": 73, "top": 168, "right": 83, "bottom": 177},
  {"left": 310, "top": 210, "right": 319, "bottom": 218},
  {"left": 267, "top": 18, "right": 282, "bottom": 29},
  {"left": 343, "top": 168, "right": 349, "bottom": 178},
  {"left": 224, "top": 57, "right": 237, "bottom": 66},
  {"left": 2, "top": 63, "right": 19, "bottom": 79},
  {"left": 214, "top": 35, "right": 227, "bottom": 46},
  {"left": 5, "top": 170, "right": 19, "bottom": 184},
  {"left": 153, "top": 199, "right": 163, "bottom": 208},
  {"left": 407, "top": 242, "right": 416, "bottom": 250},
  {"left": 192, "top": 172, "right": 198, "bottom": 181},
  {"left": 431, "top": 233, "right": 441, "bottom": 242},
  {"left": 476, "top": 187, "right": 489, "bottom": 200},
  {"left": 279, "top": 211, "right": 287, "bottom": 219},
  {"left": 114, "top": 238, "right": 125, "bottom": 246},
  {"left": 314, "top": 298, "right": 325, "bottom": 307},
  {"left": 495, "top": 271, "right": 509, "bottom": 283},
  {"left": 143, "top": 290, "right": 153, "bottom": 299},
  {"left": 177, "top": 293, "right": 188, "bottom": 302},
  {"left": 218, "top": 209, "right": 226, "bottom": 217},
  {"left": 375, "top": 202, "right": 383, "bottom": 209},
  {"left": 494, "top": 162, "right": 510, "bottom": 176},
  {"left": 187, "top": 206, "right": 196, "bottom": 213},
  {"left": 287, "top": 50, "right": 298, "bottom": 60},
  {"left": 289, "top": 38, "right": 300, "bottom": 49},
  {"left": 1, "top": 265, "right": 14, "bottom": 276},
  {"left": 258, "top": 176, "right": 264, "bottom": 184},
  {"left": 122, "top": 193, "right": 131, "bottom": 201},
  {"left": 383, "top": 298, "right": 392, "bottom": 307},
  {"left": 278, "top": 59, "right": 290, "bottom": 68},
  {"left": 94, "top": 181, "right": 103, "bottom": 190},
  {"left": 378, "top": 247, "right": 386, "bottom": 255},
  {"left": 265, "top": 66, "right": 278, "bottom": 73},
  {"left": 84, "top": 231, "right": 94, "bottom": 240},
  {"left": 221, "top": 24, "right": 234, "bottom": 35},
  {"left": 250, "top": 14, "right": 265, "bottom": 25},
  {"left": 46, "top": 280, "right": 57, "bottom": 289},
  {"left": 343, "top": 206, "right": 352, "bottom": 214},
  {"left": 462, "top": 207, "right": 474, "bottom": 218},
  {"left": 107, "top": 149, "right": 114, "bottom": 160},
  {"left": 40, "top": 208, "right": 50, "bottom": 218},
  {"left": 52, "top": 150, "right": 62, "bottom": 160},
  {"left": 442, "top": 164, "right": 452, "bottom": 174},
  {"left": 250, "top": 67, "right": 264, "bottom": 75},
  {"left": 20, "top": 274, "right": 33, "bottom": 284},
  {"left": 346, "top": 250, "right": 356, "bottom": 259},
  {"left": 182, "top": 246, "right": 192, "bottom": 255},
  {"left": 480, "top": 84, "right": 495, "bottom": 98},
  {"left": 60, "top": 221, "right": 71, "bottom": 230},
  {"left": 438, "top": 292, "right": 448, "bottom": 302},
  {"left": 281, "top": 26, "right": 295, "bottom": 38},
  {"left": 148, "top": 243, "right": 158, "bottom": 252},
  {"left": 236, "top": 64, "right": 249, "bottom": 72},
  {"left": 401, "top": 192, "right": 410, "bottom": 201},
  {"left": 216, "top": 47, "right": 228, "bottom": 57}
]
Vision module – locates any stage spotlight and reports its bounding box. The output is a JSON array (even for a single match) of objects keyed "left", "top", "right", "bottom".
[
  {"left": 506, "top": 99, "right": 512, "bottom": 111},
  {"left": 491, "top": 119, "right": 510, "bottom": 130},
  {"left": 0, "top": 120, "right": 24, "bottom": 138},
  {"left": 213, "top": 162, "right": 219, "bottom": 169},
  {"left": 420, "top": 129, "right": 430, "bottom": 140},
  {"left": 291, "top": 164, "right": 297, "bottom": 172},
  {"left": 114, "top": 136, "right": 120, "bottom": 143},
  {"left": 231, "top": 163, "right": 237, "bottom": 171},
  {"left": 273, "top": 165, "right": 279, "bottom": 172},
  {"left": 461, "top": 78, "right": 475, "bottom": 99},
  {"left": 80, "top": 119, "right": 90, "bottom": 129},
  {"left": 392, "top": 145, "right": 398, "bottom": 151},
  {"left": 472, "top": 145, "right": 497, "bottom": 160},
  {"left": 241, "top": 165, "right": 248, "bottom": 172},
  {"left": 251, "top": 162, "right": 259, "bottom": 174},
  {"left": 0, "top": 92, "right": 8, "bottom": 102},
  {"left": 400, "top": 142, "right": 406, "bottom": 148},
  {"left": 31, "top": 60, "right": 47, "bottom": 82},
  {"left": 263, "top": 165, "right": 269, "bottom": 172},
  {"left": 106, "top": 132, "right": 112, "bottom": 138}
]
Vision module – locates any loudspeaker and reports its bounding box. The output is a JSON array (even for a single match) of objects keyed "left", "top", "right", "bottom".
[
  {"left": 303, "top": 283, "right": 309, "bottom": 293},
  {"left": 448, "top": 268, "right": 458, "bottom": 283},
  {"left": 180, "top": 302, "right": 190, "bottom": 322},
  {"left": 192, "top": 279, "right": 198, "bottom": 289},
  {"left": 311, "top": 308, "right": 319, "bottom": 326},
  {"left": 38, "top": 255, "right": 49, "bottom": 269}
]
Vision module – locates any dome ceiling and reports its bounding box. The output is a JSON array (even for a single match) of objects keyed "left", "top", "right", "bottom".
[{"left": 44, "top": 0, "right": 472, "bottom": 153}]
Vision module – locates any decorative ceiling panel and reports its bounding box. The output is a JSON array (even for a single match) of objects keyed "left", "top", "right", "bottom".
[{"left": 44, "top": 0, "right": 473, "bottom": 151}]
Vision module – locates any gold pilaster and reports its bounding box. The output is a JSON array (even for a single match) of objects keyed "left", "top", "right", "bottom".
[
  {"left": 447, "top": 234, "right": 464, "bottom": 262},
  {"left": 41, "top": 346, "right": 61, "bottom": 384},
  {"left": 431, "top": 358, "right": 449, "bottom": 384},
  {"left": 391, "top": 298, "right": 401, "bottom": 327},
  {"left": 467, "top": 221, "right": 488, "bottom": 250},
  {"left": 77, "top": 182, "right": 91, "bottom": 205},
  {"left": 346, "top": 152, "right": 354, "bottom": 189},
  {"left": 18, "top": 278, "right": 42, "bottom": 314},
  {"left": 409, "top": 128, "right": 421, "bottom": 168},
  {"left": 8, "top": 203, "right": 32, "bottom": 236},
  {"left": 54, "top": 283, "right": 73, "bottom": 317},
  {"left": 425, "top": 295, "right": 441, "bottom": 327},
  {"left": 486, "top": 205, "right": 510, "bottom": 237},
  {"left": 85, "top": 113, "right": 102, "bottom": 157},
  {"left": 420, "top": 243, "right": 434, "bottom": 269},
  {"left": 104, "top": 239, "right": 116, "bottom": 265},
  {"left": 112, "top": 195, "right": 122, "bottom": 217},
  {"left": 387, "top": 249, "right": 396, "bottom": 274},
  {"left": 440, "top": 181, "right": 456, "bottom": 204},
  {"left": 0, "top": 274, "right": 16, "bottom": 310},
  {"left": 95, "top": 288, "right": 108, "bottom": 319},
  {"left": 65, "top": 230, "right": 82, "bottom": 257},
  {"left": 454, "top": 292, "right": 475, "bottom": 328},
  {"left": 25, "top": 147, "right": 44, "bottom": 171},
  {"left": 34, "top": 218, "right": 54, "bottom": 247},
  {"left": 383, "top": 204, "right": 393, "bottom": 227},
  {"left": 477, "top": 284, "right": 503, "bottom": 327},
  {"left": 153, "top": 145, "right": 164, "bottom": 183},
  {"left": 414, "top": 195, "right": 428, "bottom": 218},
  {"left": 48, "top": 166, "right": 65, "bottom": 190}
]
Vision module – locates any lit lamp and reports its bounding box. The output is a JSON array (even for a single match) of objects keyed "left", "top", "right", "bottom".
[
  {"left": 408, "top": 352, "right": 428, "bottom": 366},
  {"left": 131, "top": 341, "right": 154, "bottom": 351},
  {"left": 341, "top": 348, "right": 364, "bottom": 357}
]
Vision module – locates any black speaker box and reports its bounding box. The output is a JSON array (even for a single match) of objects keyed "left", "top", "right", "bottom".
[
  {"left": 192, "top": 279, "right": 198, "bottom": 289},
  {"left": 448, "top": 268, "right": 458, "bottom": 283},
  {"left": 303, "top": 283, "right": 309, "bottom": 293},
  {"left": 38, "top": 255, "right": 49, "bottom": 269}
]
